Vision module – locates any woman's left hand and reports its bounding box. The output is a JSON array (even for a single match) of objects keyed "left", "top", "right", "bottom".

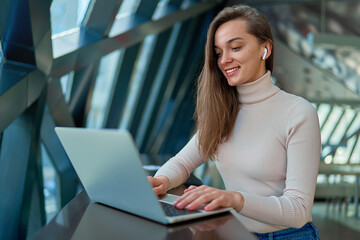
[{"left": 173, "top": 185, "right": 244, "bottom": 212}]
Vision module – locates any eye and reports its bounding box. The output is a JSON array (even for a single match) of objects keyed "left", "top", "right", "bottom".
[
  {"left": 215, "top": 52, "right": 222, "bottom": 58},
  {"left": 232, "top": 46, "right": 241, "bottom": 51}
]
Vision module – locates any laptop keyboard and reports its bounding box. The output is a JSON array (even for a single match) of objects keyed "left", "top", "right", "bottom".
[{"left": 160, "top": 202, "right": 201, "bottom": 217}]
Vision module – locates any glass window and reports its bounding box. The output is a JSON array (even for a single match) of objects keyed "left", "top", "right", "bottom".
[
  {"left": 119, "top": 35, "right": 156, "bottom": 129},
  {"left": 346, "top": 113, "right": 360, "bottom": 138},
  {"left": 320, "top": 105, "right": 343, "bottom": 144},
  {"left": 329, "top": 108, "right": 356, "bottom": 145},
  {"left": 349, "top": 136, "right": 360, "bottom": 164},
  {"left": 41, "top": 144, "right": 60, "bottom": 222},
  {"left": 86, "top": 49, "right": 122, "bottom": 128},
  {"left": 60, "top": 72, "right": 74, "bottom": 103},
  {"left": 322, "top": 146, "right": 332, "bottom": 160},
  {"left": 50, "top": 0, "right": 92, "bottom": 36},
  {"left": 117, "top": 0, "right": 141, "bottom": 17},
  {"left": 333, "top": 136, "right": 357, "bottom": 164},
  {"left": 317, "top": 104, "right": 331, "bottom": 129}
]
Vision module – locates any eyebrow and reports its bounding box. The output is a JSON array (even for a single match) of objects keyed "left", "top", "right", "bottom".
[{"left": 214, "top": 37, "right": 244, "bottom": 48}]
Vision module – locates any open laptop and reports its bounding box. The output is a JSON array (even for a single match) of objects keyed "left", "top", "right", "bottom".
[{"left": 55, "top": 127, "right": 231, "bottom": 224}]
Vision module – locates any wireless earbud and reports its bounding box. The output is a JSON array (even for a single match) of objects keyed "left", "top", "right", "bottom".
[{"left": 262, "top": 48, "right": 268, "bottom": 60}]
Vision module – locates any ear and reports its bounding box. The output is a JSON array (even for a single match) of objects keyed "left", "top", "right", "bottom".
[{"left": 262, "top": 40, "right": 272, "bottom": 60}]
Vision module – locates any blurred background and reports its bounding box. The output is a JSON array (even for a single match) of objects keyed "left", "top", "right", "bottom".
[{"left": 0, "top": 0, "right": 360, "bottom": 239}]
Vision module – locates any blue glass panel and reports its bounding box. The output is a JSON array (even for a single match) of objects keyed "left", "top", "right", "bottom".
[
  {"left": 60, "top": 72, "right": 74, "bottom": 103},
  {"left": 347, "top": 113, "right": 360, "bottom": 138},
  {"left": 329, "top": 108, "right": 356, "bottom": 145},
  {"left": 321, "top": 105, "right": 343, "bottom": 145},
  {"left": 117, "top": 0, "right": 141, "bottom": 16},
  {"left": 350, "top": 136, "right": 360, "bottom": 164},
  {"left": 50, "top": 0, "right": 92, "bottom": 36},
  {"left": 86, "top": 49, "right": 122, "bottom": 128},
  {"left": 317, "top": 104, "right": 331, "bottom": 129},
  {"left": 119, "top": 35, "right": 156, "bottom": 129},
  {"left": 41, "top": 144, "right": 60, "bottom": 222},
  {"left": 333, "top": 136, "right": 356, "bottom": 164}
]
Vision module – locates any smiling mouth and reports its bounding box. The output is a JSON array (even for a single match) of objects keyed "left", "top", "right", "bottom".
[{"left": 225, "top": 67, "right": 239, "bottom": 74}]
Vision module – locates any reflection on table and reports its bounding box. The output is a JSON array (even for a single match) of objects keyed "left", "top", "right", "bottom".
[{"left": 32, "top": 191, "right": 255, "bottom": 240}]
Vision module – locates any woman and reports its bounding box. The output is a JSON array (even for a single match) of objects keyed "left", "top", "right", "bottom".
[{"left": 148, "top": 4, "right": 320, "bottom": 239}]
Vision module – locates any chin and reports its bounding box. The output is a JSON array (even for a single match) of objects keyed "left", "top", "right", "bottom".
[{"left": 227, "top": 79, "right": 244, "bottom": 87}]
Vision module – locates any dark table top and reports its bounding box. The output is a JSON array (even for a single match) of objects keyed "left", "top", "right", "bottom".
[{"left": 32, "top": 189, "right": 255, "bottom": 240}]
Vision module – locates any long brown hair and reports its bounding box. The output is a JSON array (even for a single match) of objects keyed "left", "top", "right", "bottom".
[{"left": 195, "top": 5, "right": 274, "bottom": 160}]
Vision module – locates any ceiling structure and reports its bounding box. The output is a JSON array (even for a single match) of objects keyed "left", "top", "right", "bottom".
[
  {"left": 0, "top": 0, "right": 359, "bottom": 239},
  {"left": 0, "top": 0, "right": 219, "bottom": 238}
]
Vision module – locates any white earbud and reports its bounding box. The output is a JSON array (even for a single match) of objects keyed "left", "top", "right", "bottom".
[{"left": 262, "top": 48, "right": 268, "bottom": 60}]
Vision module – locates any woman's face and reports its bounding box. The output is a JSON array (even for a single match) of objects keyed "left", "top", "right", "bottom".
[{"left": 214, "top": 19, "right": 269, "bottom": 86}]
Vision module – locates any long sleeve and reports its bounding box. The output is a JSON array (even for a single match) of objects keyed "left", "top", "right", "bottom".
[
  {"left": 237, "top": 99, "right": 321, "bottom": 228},
  {"left": 156, "top": 72, "right": 322, "bottom": 233},
  {"left": 155, "top": 134, "right": 205, "bottom": 190}
]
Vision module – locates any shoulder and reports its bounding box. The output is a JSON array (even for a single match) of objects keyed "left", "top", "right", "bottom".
[
  {"left": 277, "top": 91, "right": 319, "bottom": 130},
  {"left": 278, "top": 90, "right": 317, "bottom": 116}
]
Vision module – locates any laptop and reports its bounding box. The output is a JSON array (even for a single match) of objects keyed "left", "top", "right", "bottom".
[{"left": 55, "top": 127, "right": 231, "bottom": 224}]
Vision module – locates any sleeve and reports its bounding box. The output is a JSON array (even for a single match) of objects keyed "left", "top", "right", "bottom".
[
  {"left": 239, "top": 100, "right": 321, "bottom": 228},
  {"left": 154, "top": 134, "right": 206, "bottom": 190}
]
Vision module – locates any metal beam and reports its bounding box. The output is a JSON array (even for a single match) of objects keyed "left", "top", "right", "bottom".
[
  {"left": 320, "top": 105, "right": 334, "bottom": 132},
  {"left": 83, "top": 0, "right": 124, "bottom": 37},
  {"left": 145, "top": 11, "right": 211, "bottom": 154},
  {"left": 347, "top": 133, "right": 359, "bottom": 164},
  {"left": 303, "top": 3, "right": 360, "bottom": 38},
  {"left": 325, "top": 109, "right": 345, "bottom": 146},
  {"left": 119, "top": 1, "right": 175, "bottom": 135},
  {"left": 309, "top": 33, "right": 360, "bottom": 50},
  {"left": 0, "top": 93, "right": 46, "bottom": 240},
  {"left": 273, "top": 39, "right": 360, "bottom": 104},
  {"left": 0, "top": 64, "right": 46, "bottom": 133},
  {"left": 128, "top": 30, "right": 173, "bottom": 137},
  {"left": 105, "top": 44, "right": 141, "bottom": 128},
  {"left": 28, "top": 0, "right": 53, "bottom": 75},
  {"left": 161, "top": 94, "right": 195, "bottom": 154},
  {"left": 308, "top": 99, "right": 360, "bottom": 106},
  {"left": 0, "top": 0, "right": 35, "bottom": 65},
  {"left": 18, "top": 90, "right": 47, "bottom": 239},
  {"left": 148, "top": 21, "right": 205, "bottom": 154},
  {"left": 321, "top": 112, "right": 359, "bottom": 159},
  {"left": 68, "top": 63, "right": 99, "bottom": 127},
  {"left": 136, "top": 24, "right": 186, "bottom": 150},
  {"left": 40, "top": 106, "right": 78, "bottom": 207},
  {"left": 46, "top": 77, "right": 75, "bottom": 127},
  {"left": 50, "top": 1, "right": 217, "bottom": 77}
]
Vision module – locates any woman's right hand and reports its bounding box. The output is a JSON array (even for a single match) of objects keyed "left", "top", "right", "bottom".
[{"left": 147, "top": 175, "right": 170, "bottom": 196}]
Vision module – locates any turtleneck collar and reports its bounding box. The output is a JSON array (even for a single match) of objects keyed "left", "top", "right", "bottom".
[{"left": 236, "top": 71, "right": 280, "bottom": 105}]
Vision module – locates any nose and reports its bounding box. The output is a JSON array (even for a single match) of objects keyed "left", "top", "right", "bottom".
[{"left": 219, "top": 51, "right": 232, "bottom": 65}]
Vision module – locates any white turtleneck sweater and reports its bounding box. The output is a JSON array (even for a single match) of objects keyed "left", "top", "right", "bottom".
[{"left": 155, "top": 71, "right": 321, "bottom": 233}]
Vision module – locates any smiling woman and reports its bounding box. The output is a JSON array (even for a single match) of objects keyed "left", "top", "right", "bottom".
[
  {"left": 214, "top": 19, "right": 271, "bottom": 86},
  {"left": 196, "top": 4, "right": 274, "bottom": 162},
  {"left": 148, "top": 4, "right": 321, "bottom": 240}
]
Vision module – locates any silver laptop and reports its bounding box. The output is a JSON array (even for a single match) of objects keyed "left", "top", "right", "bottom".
[{"left": 55, "top": 127, "right": 231, "bottom": 224}]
